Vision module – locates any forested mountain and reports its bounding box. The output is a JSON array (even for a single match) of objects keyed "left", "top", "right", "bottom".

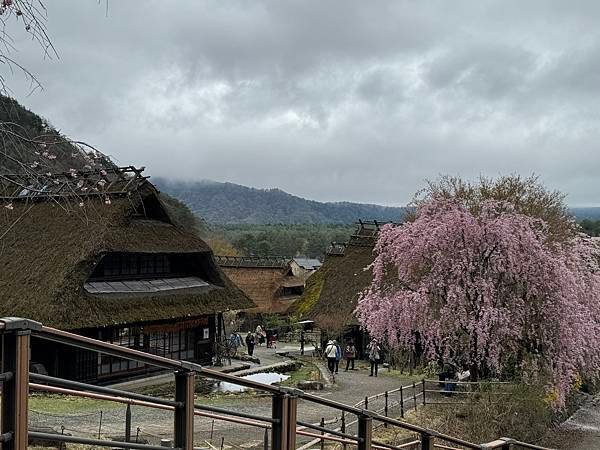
[
  {"left": 154, "top": 178, "right": 408, "bottom": 224},
  {"left": 155, "top": 178, "right": 600, "bottom": 225}
]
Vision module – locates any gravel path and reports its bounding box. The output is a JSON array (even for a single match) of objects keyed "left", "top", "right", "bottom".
[
  {"left": 29, "top": 345, "right": 416, "bottom": 448},
  {"left": 557, "top": 394, "right": 600, "bottom": 450}
]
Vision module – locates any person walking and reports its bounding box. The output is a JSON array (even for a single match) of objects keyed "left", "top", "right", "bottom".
[
  {"left": 246, "top": 332, "right": 256, "bottom": 357},
  {"left": 256, "top": 325, "right": 265, "bottom": 346},
  {"left": 344, "top": 341, "right": 357, "bottom": 371},
  {"left": 334, "top": 340, "right": 342, "bottom": 374},
  {"left": 325, "top": 340, "right": 337, "bottom": 374},
  {"left": 367, "top": 338, "right": 381, "bottom": 377},
  {"left": 229, "top": 332, "right": 240, "bottom": 356}
]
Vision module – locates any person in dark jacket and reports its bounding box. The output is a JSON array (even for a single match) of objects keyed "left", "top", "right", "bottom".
[
  {"left": 344, "top": 341, "right": 357, "bottom": 371},
  {"left": 367, "top": 339, "right": 381, "bottom": 377},
  {"left": 245, "top": 332, "right": 256, "bottom": 356}
]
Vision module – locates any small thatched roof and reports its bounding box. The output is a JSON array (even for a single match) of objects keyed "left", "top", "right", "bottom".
[
  {"left": 295, "top": 221, "right": 386, "bottom": 333},
  {"left": 0, "top": 185, "right": 253, "bottom": 329},
  {"left": 215, "top": 255, "right": 291, "bottom": 268},
  {"left": 217, "top": 257, "right": 303, "bottom": 314}
]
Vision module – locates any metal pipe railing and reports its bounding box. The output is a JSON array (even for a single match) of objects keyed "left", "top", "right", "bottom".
[
  {"left": 296, "top": 419, "right": 362, "bottom": 442},
  {"left": 34, "top": 326, "right": 188, "bottom": 371},
  {"left": 33, "top": 326, "right": 282, "bottom": 394},
  {"left": 30, "top": 373, "right": 179, "bottom": 408},
  {"left": 29, "top": 383, "right": 173, "bottom": 410},
  {"left": 194, "top": 403, "right": 279, "bottom": 424},
  {"left": 0, "top": 318, "right": 553, "bottom": 450}
]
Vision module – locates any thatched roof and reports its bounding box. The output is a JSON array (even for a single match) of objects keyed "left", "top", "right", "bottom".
[
  {"left": 215, "top": 255, "right": 291, "bottom": 268},
  {"left": 0, "top": 185, "right": 253, "bottom": 329},
  {"left": 217, "top": 258, "right": 303, "bottom": 314},
  {"left": 296, "top": 221, "right": 385, "bottom": 333}
]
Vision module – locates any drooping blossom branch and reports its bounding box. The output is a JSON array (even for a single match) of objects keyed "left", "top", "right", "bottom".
[{"left": 356, "top": 196, "right": 600, "bottom": 408}]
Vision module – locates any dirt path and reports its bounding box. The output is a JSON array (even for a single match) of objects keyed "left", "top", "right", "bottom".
[{"left": 29, "top": 345, "right": 417, "bottom": 448}]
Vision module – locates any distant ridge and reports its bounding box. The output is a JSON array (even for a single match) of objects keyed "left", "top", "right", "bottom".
[
  {"left": 154, "top": 179, "right": 408, "bottom": 224},
  {"left": 569, "top": 207, "right": 600, "bottom": 220},
  {"left": 155, "top": 178, "right": 600, "bottom": 225}
]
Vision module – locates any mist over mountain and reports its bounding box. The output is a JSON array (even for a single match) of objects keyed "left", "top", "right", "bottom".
[
  {"left": 155, "top": 178, "right": 600, "bottom": 225},
  {"left": 154, "top": 178, "right": 409, "bottom": 224}
]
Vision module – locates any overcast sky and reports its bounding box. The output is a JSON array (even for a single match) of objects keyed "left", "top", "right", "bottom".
[{"left": 6, "top": 1, "right": 600, "bottom": 206}]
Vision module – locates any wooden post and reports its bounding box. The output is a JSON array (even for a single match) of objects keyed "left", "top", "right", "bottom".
[
  {"left": 413, "top": 382, "right": 417, "bottom": 411},
  {"left": 357, "top": 414, "right": 372, "bottom": 450},
  {"left": 384, "top": 391, "right": 389, "bottom": 427},
  {"left": 125, "top": 404, "right": 132, "bottom": 442},
  {"left": 422, "top": 379, "right": 426, "bottom": 405},
  {"left": 1, "top": 328, "right": 31, "bottom": 450},
  {"left": 400, "top": 387, "right": 405, "bottom": 418},
  {"left": 174, "top": 370, "right": 195, "bottom": 450}
]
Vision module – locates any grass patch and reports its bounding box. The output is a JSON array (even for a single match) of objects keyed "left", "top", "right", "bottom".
[
  {"left": 29, "top": 394, "right": 119, "bottom": 414},
  {"left": 370, "top": 383, "right": 557, "bottom": 448},
  {"left": 279, "top": 361, "right": 321, "bottom": 387}
]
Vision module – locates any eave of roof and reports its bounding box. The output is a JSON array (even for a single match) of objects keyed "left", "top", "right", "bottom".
[{"left": 0, "top": 194, "right": 255, "bottom": 329}]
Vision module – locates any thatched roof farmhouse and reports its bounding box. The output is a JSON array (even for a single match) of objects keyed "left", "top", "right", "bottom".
[
  {"left": 295, "top": 221, "right": 391, "bottom": 355},
  {"left": 0, "top": 168, "right": 253, "bottom": 382},
  {"left": 216, "top": 256, "right": 305, "bottom": 314}
]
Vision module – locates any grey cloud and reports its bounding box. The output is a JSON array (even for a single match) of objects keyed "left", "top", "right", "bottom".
[{"left": 3, "top": 0, "right": 600, "bottom": 206}]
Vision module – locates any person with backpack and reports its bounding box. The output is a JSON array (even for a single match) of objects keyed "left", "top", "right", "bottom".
[
  {"left": 325, "top": 340, "right": 337, "bottom": 374},
  {"left": 334, "top": 340, "right": 342, "bottom": 374},
  {"left": 344, "top": 341, "right": 357, "bottom": 371},
  {"left": 367, "top": 338, "right": 381, "bottom": 377}
]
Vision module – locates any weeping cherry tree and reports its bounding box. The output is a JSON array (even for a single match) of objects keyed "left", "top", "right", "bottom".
[{"left": 356, "top": 176, "right": 600, "bottom": 408}]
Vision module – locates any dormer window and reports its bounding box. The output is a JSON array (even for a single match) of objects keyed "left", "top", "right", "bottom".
[
  {"left": 90, "top": 253, "right": 186, "bottom": 280},
  {"left": 84, "top": 251, "right": 223, "bottom": 295}
]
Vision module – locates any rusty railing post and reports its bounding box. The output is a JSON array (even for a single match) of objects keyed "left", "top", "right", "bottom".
[
  {"left": 1, "top": 318, "right": 40, "bottom": 450},
  {"left": 364, "top": 395, "right": 368, "bottom": 410},
  {"left": 421, "top": 432, "right": 434, "bottom": 450},
  {"left": 357, "top": 413, "right": 372, "bottom": 450},
  {"left": 174, "top": 370, "right": 195, "bottom": 450},
  {"left": 286, "top": 394, "right": 297, "bottom": 450},
  {"left": 500, "top": 437, "right": 513, "bottom": 450},
  {"left": 271, "top": 393, "right": 290, "bottom": 450}
]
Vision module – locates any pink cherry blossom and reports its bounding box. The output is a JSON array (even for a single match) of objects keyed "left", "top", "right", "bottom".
[{"left": 356, "top": 197, "right": 600, "bottom": 408}]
